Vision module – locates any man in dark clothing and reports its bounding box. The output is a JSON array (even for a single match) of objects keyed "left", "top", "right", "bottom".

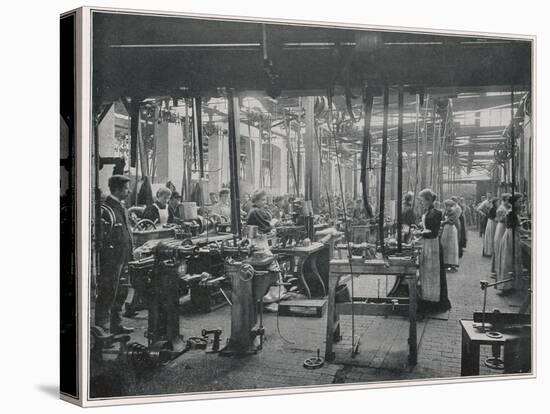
[{"left": 95, "top": 175, "right": 134, "bottom": 334}]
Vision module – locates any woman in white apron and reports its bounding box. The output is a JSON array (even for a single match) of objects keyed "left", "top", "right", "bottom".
[
  {"left": 416, "top": 189, "right": 451, "bottom": 311},
  {"left": 142, "top": 187, "right": 172, "bottom": 226},
  {"left": 497, "top": 194, "right": 523, "bottom": 292},
  {"left": 492, "top": 193, "right": 511, "bottom": 275},
  {"left": 440, "top": 199, "right": 460, "bottom": 272},
  {"left": 482, "top": 198, "right": 498, "bottom": 257}
]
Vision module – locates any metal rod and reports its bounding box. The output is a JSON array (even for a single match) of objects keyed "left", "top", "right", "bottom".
[
  {"left": 430, "top": 102, "right": 437, "bottom": 188},
  {"left": 379, "top": 86, "right": 389, "bottom": 255},
  {"left": 481, "top": 285, "right": 488, "bottom": 330},
  {"left": 397, "top": 87, "right": 404, "bottom": 252},
  {"left": 227, "top": 90, "right": 242, "bottom": 238},
  {"left": 510, "top": 84, "right": 516, "bottom": 286},
  {"left": 414, "top": 94, "right": 420, "bottom": 201},
  {"left": 193, "top": 97, "right": 204, "bottom": 178},
  {"left": 361, "top": 86, "right": 374, "bottom": 218}
]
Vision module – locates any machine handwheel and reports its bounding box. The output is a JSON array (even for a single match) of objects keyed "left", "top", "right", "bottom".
[
  {"left": 303, "top": 349, "right": 325, "bottom": 369},
  {"left": 135, "top": 219, "right": 157, "bottom": 231}
]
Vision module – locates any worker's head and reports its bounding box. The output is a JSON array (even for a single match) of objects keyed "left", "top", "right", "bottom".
[
  {"left": 403, "top": 191, "right": 414, "bottom": 205},
  {"left": 418, "top": 188, "right": 437, "bottom": 209},
  {"left": 108, "top": 175, "right": 131, "bottom": 201},
  {"left": 443, "top": 199, "right": 456, "bottom": 214},
  {"left": 209, "top": 192, "right": 218, "bottom": 204},
  {"left": 501, "top": 193, "right": 512, "bottom": 205},
  {"left": 169, "top": 192, "right": 181, "bottom": 209},
  {"left": 274, "top": 195, "right": 284, "bottom": 207},
  {"left": 219, "top": 188, "right": 230, "bottom": 202},
  {"left": 510, "top": 193, "right": 523, "bottom": 209},
  {"left": 156, "top": 187, "right": 172, "bottom": 208},
  {"left": 251, "top": 190, "right": 267, "bottom": 208},
  {"left": 486, "top": 191, "right": 493, "bottom": 199}
]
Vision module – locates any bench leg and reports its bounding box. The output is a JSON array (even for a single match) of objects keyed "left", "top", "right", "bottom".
[{"left": 325, "top": 276, "right": 340, "bottom": 361}]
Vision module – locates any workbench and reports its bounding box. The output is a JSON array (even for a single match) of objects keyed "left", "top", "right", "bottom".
[
  {"left": 127, "top": 233, "right": 235, "bottom": 314},
  {"left": 520, "top": 238, "right": 531, "bottom": 275},
  {"left": 133, "top": 233, "right": 234, "bottom": 258},
  {"left": 459, "top": 319, "right": 525, "bottom": 376},
  {"left": 272, "top": 242, "right": 330, "bottom": 299},
  {"left": 324, "top": 258, "right": 419, "bottom": 364}
]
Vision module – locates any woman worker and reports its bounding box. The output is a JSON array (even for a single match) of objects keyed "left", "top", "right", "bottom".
[
  {"left": 496, "top": 193, "right": 523, "bottom": 293},
  {"left": 440, "top": 199, "right": 460, "bottom": 272},
  {"left": 142, "top": 187, "right": 172, "bottom": 226},
  {"left": 401, "top": 191, "right": 417, "bottom": 243},
  {"left": 246, "top": 190, "right": 276, "bottom": 233},
  {"left": 451, "top": 196, "right": 466, "bottom": 257},
  {"left": 415, "top": 189, "right": 451, "bottom": 311},
  {"left": 492, "top": 193, "right": 511, "bottom": 275},
  {"left": 482, "top": 198, "right": 498, "bottom": 257}
]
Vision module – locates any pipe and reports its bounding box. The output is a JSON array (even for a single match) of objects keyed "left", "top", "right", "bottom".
[
  {"left": 193, "top": 97, "right": 204, "bottom": 178},
  {"left": 361, "top": 86, "right": 374, "bottom": 218},
  {"left": 397, "top": 87, "right": 404, "bottom": 251},
  {"left": 379, "top": 86, "right": 389, "bottom": 254},
  {"left": 227, "top": 90, "right": 242, "bottom": 238}
]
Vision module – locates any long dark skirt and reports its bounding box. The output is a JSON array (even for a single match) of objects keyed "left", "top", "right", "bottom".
[
  {"left": 418, "top": 238, "right": 451, "bottom": 312},
  {"left": 459, "top": 215, "right": 467, "bottom": 248}
]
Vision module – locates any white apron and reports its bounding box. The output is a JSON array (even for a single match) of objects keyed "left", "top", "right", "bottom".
[
  {"left": 440, "top": 223, "right": 459, "bottom": 266},
  {"left": 483, "top": 218, "right": 496, "bottom": 257},
  {"left": 419, "top": 213, "right": 441, "bottom": 302},
  {"left": 492, "top": 221, "right": 506, "bottom": 274},
  {"left": 155, "top": 204, "right": 169, "bottom": 226}
]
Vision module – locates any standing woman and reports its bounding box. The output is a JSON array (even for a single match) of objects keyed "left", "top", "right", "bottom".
[
  {"left": 496, "top": 194, "right": 523, "bottom": 292},
  {"left": 401, "top": 191, "right": 417, "bottom": 243},
  {"left": 451, "top": 196, "right": 464, "bottom": 258},
  {"left": 482, "top": 198, "right": 498, "bottom": 257},
  {"left": 492, "top": 193, "right": 511, "bottom": 274},
  {"left": 440, "top": 199, "right": 460, "bottom": 272},
  {"left": 416, "top": 189, "right": 451, "bottom": 311},
  {"left": 458, "top": 197, "right": 468, "bottom": 251}
]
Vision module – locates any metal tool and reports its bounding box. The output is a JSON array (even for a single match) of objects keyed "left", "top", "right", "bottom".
[
  {"left": 476, "top": 277, "right": 514, "bottom": 333},
  {"left": 201, "top": 328, "right": 222, "bottom": 353}
]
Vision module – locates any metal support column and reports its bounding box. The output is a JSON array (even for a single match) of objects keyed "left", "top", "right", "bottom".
[
  {"left": 227, "top": 91, "right": 242, "bottom": 238},
  {"left": 379, "top": 86, "right": 389, "bottom": 252},
  {"left": 397, "top": 87, "right": 404, "bottom": 251}
]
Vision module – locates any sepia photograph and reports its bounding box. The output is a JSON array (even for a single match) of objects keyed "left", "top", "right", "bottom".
[{"left": 59, "top": 5, "right": 535, "bottom": 406}]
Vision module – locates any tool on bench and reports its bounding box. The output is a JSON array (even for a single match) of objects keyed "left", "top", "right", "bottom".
[
  {"left": 474, "top": 278, "right": 531, "bottom": 370},
  {"left": 475, "top": 277, "right": 516, "bottom": 334},
  {"left": 201, "top": 328, "right": 223, "bottom": 353}
]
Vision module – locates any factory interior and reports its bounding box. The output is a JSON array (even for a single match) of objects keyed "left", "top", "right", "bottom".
[{"left": 69, "top": 11, "right": 533, "bottom": 398}]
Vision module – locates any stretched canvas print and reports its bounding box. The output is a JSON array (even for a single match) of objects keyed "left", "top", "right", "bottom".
[{"left": 60, "top": 6, "right": 535, "bottom": 407}]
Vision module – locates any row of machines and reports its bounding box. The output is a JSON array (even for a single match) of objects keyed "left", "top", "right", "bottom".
[{"left": 92, "top": 199, "right": 335, "bottom": 369}]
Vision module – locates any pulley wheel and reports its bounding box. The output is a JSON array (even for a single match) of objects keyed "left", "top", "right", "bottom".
[
  {"left": 484, "top": 357, "right": 504, "bottom": 370},
  {"left": 486, "top": 331, "right": 503, "bottom": 339}
]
